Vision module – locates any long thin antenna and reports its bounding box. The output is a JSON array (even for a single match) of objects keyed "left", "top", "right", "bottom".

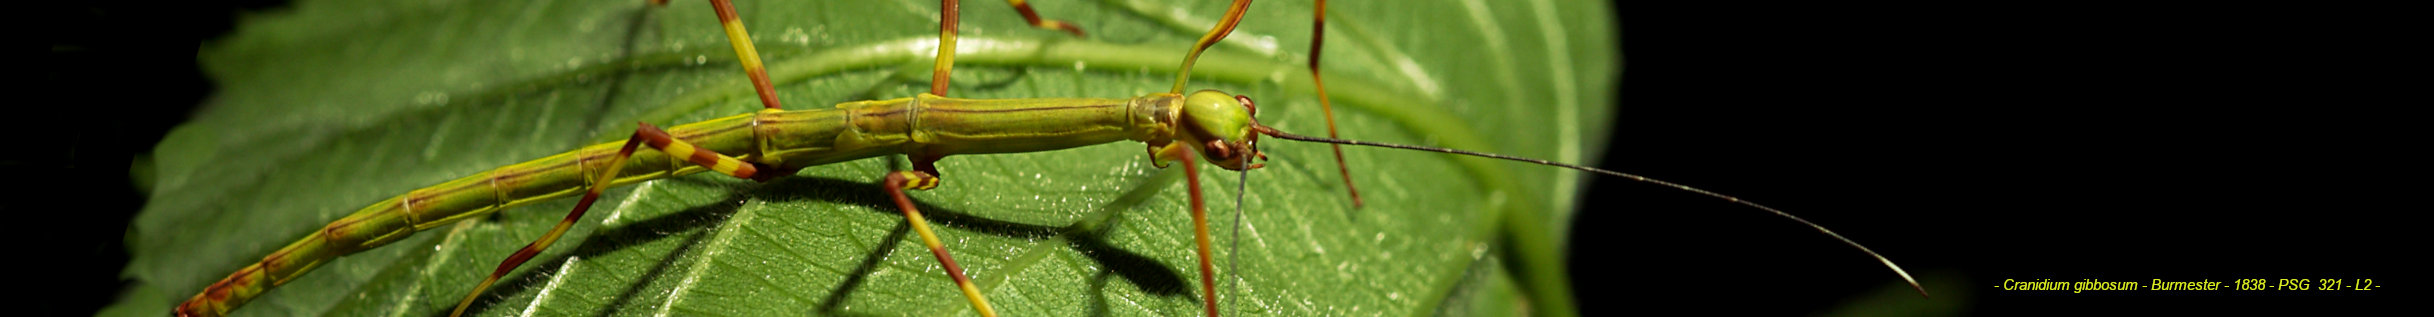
[
  {"left": 1253, "top": 125, "right": 1929, "bottom": 298},
  {"left": 1229, "top": 167, "right": 1247, "bottom": 316}
]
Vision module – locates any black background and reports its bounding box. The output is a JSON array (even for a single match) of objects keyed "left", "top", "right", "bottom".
[
  {"left": 29, "top": 1, "right": 290, "bottom": 316},
  {"left": 1577, "top": 2, "right": 2408, "bottom": 315},
  {"left": 27, "top": 1, "right": 2409, "bottom": 315}
]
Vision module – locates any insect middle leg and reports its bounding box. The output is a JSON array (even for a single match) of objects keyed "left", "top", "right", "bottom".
[
  {"left": 930, "top": 0, "right": 1088, "bottom": 97},
  {"left": 878, "top": 156, "right": 997, "bottom": 317},
  {"left": 856, "top": 1, "right": 1117, "bottom": 315}
]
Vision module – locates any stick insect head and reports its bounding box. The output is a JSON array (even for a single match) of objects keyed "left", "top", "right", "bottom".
[{"left": 1176, "top": 90, "right": 1268, "bottom": 171}]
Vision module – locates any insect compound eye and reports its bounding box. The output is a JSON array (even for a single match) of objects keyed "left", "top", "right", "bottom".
[
  {"left": 1235, "top": 95, "right": 1256, "bottom": 116},
  {"left": 1203, "top": 139, "right": 1234, "bottom": 159}
]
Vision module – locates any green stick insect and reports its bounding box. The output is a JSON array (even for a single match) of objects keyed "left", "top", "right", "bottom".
[{"left": 124, "top": 0, "right": 1919, "bottom": 316}]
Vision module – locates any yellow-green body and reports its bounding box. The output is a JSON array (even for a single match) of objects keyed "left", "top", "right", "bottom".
[{"left": 181, "top": 93, "right": 1193, "bottom": 315}]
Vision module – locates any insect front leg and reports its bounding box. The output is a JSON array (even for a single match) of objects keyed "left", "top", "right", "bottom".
[
  {"left": 1148, "top": 142, "right": 1222, "bottom": 317},
  {"left": 1302, "top": 0, "right": 1362, "bottom": 208},
  {"left": 1001, "top": 0, "right": 1087, "bottom": 36}
]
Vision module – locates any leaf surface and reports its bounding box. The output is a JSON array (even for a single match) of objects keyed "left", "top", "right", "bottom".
[{"left": 116, "top": 0, "right": 1615, "bottom": 316}]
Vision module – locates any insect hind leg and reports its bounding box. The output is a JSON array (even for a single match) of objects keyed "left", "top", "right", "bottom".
[
  {"left": 450, "top": 123, "right": 759, "bottom": 317},
  {"left": 650, "top": 0, "right": 784, "bottom": 110}
]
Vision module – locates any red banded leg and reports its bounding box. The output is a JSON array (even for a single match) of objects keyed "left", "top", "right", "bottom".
[
  {"left": 933, "top": 0, "right": 962, "bottom": 96},
  {"left": 1304, "top": 0, "right": 1361, "bottom": 208},
  {"left": 653, "top": 0, "right": 784, "bottom": 110},
  {"left": 896, "top": 2, "right": 1005, "bottom": 315},
  {"left": 1157, "top": 2, "right": 1252, "bottom": 316},
  {"left": 448, "top": 2, "right": 784, "bottom": 316},
  {"left": 1003, "top": 0, "right": 1086, "bottom": 36},
  {"left": 1165, "top": 0, "right": 1364, "bottom": 207},
  {"left": 1149, "top": 143, "right": 1222, "bottom": 317},
  {"left": 1168, "top": 0, "right": 1254, "bottom": 94},
  {"left": 449, "top": 123, "right": 761, "bottom": 317},
  {"left": 882, "top": 157, "right": 1000, "bottom": 317},
  {"left": 934, "top": 0, "right": 1088, "bottom": 97}
]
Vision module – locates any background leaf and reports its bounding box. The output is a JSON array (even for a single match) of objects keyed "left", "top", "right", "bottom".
[{"left": 114, "top": 0, "right": 1614, "bottom": 316}]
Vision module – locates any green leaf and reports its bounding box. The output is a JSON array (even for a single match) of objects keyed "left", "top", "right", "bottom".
[{"left": 115, "top": 0, "right": 1615, "bottom": 316}]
